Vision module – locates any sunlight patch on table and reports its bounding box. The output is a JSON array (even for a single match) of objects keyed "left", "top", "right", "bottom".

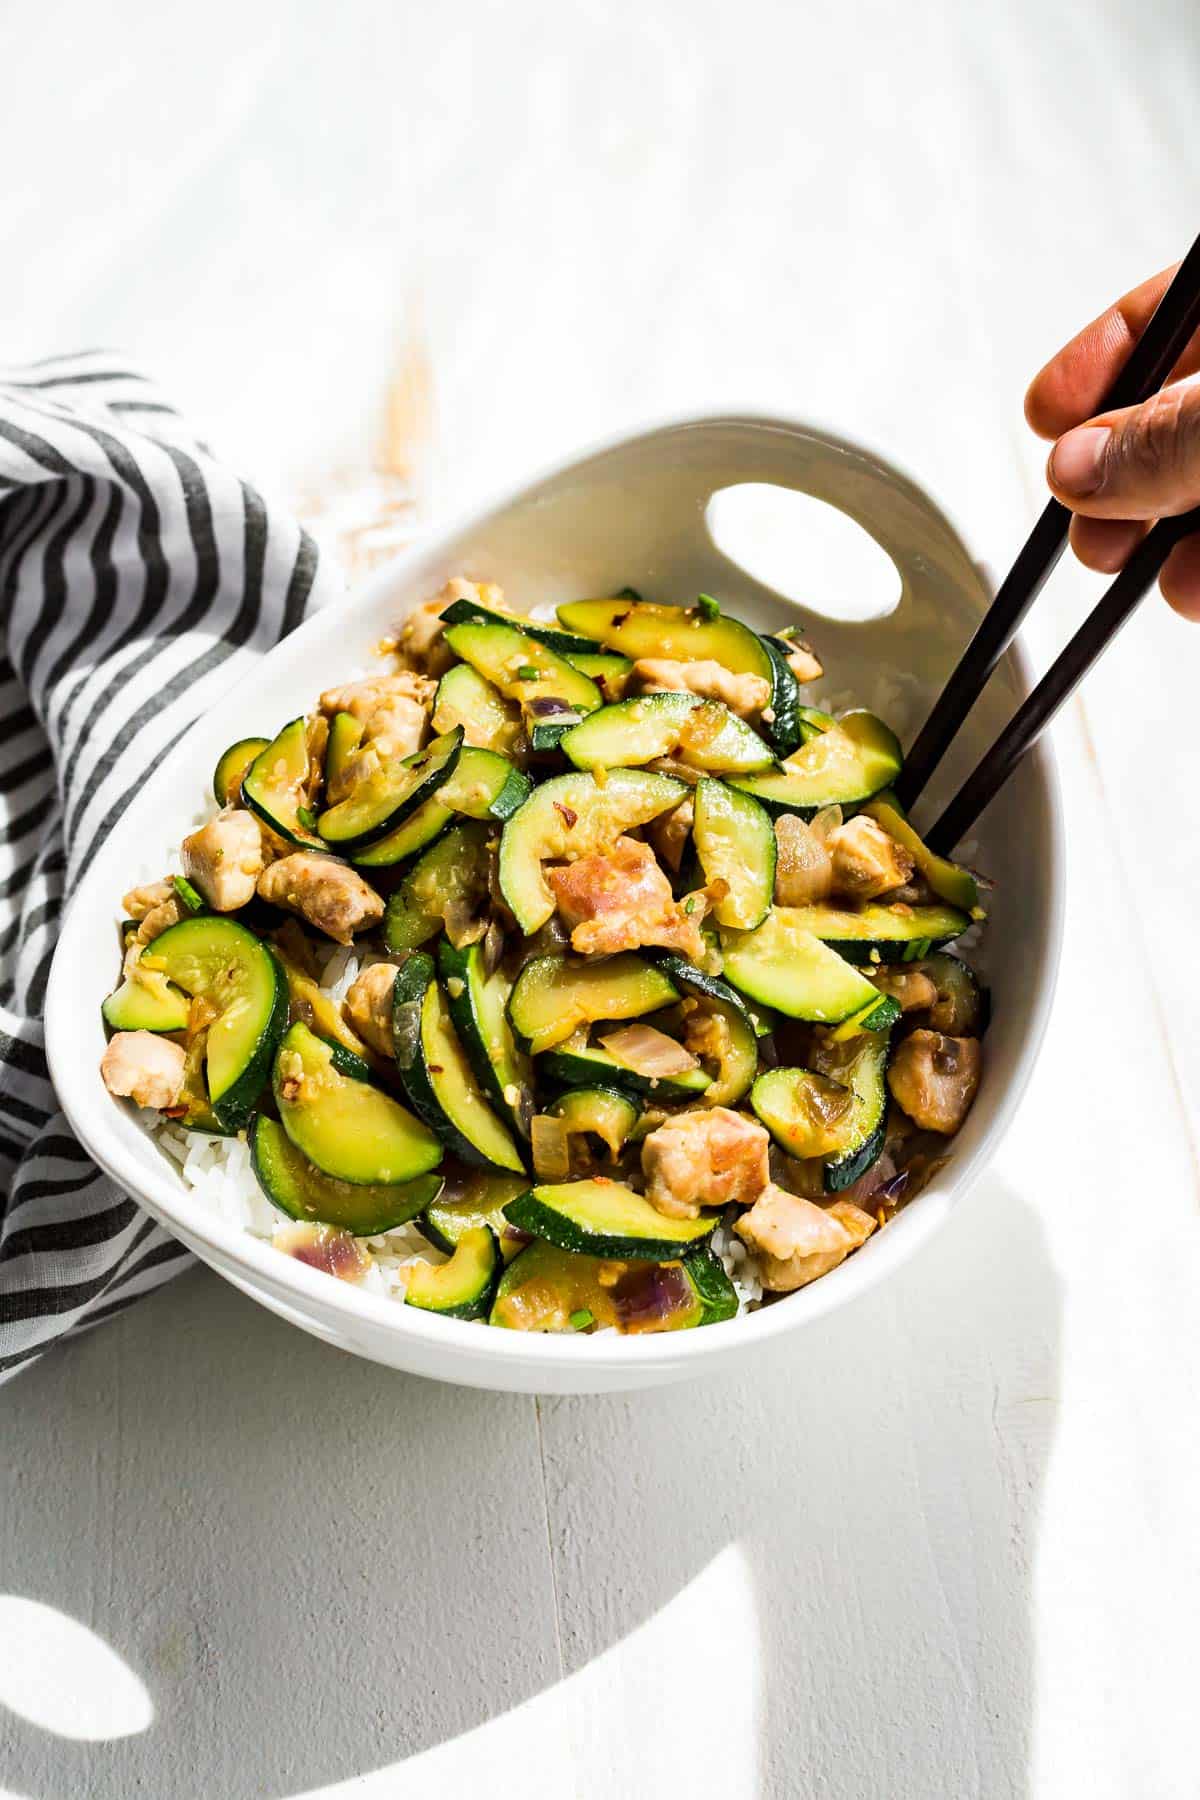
[
  {"left": 285, "top": 1543, "right": 761, "bottom": 1799},
  {"left": 0, "top": 1595, "right": 154, "bottom": 1741}
]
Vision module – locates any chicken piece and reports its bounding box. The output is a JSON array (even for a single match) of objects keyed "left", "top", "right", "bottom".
[
  {"left": 319, "top": 671, "right": 434, "bottom": 773},
  {"left": 735, "top": 1184, "right": 877, "bottom": 1291},
  {"left": 633, "top": 657, "right": 771, "bottom": 721},
  {"left": 100, "top": 1031, "right": 187, "bottom": 1111},
  {"left": 120, "top": 891, "right": 185, "bottom": 978},
  {"left": 548, "top": 835, "right": 707, "bottom": 961},
  {"left": 682, "top": 1002, "right": 731, "bottom": 1067},
  {"left": 773, "top": 814, "right": 834, "bottom": 905},
  {"left": 887, "top": 1029, "right": 981, "bottom": 1134},
  {"left": 870, "top": 967, "right": 938, "bottom": 1012},
  {"left": 181, "top": 809, "right": 265, "bottom": 912},
  {"left": 343, "top": 962, "right": 399, "bottom": 1058},
  {"left": 320, "top": 669, "right": 437, "bottom": 722},
  {"left": 304, "top": 713, "right": 329, "bottom": 800},
  {"left": 399, "top": 578, "right": 504, "bottom": 677},
  {"left": 122, "top": 878, "right": 175, "bottom": 920},
  {"left": 827, "top": 815, "right": 914, "bottom": 901},
  {"left": 397, "top": 595, "right": 451, "bottom": 669},
  {"left": 641, "top": 1106, "right": 771, "bottom": 1220},
  {"left": 647, "top": 797, "right": 694, "bottom": 874},
  {"left": 258, "top": 854, "right": 384, "bottom": 945},
  {"left": 134, "top": 895, "right": 185, "bottom": 947},
  {"left": 784, "top": 640, "right": 823, "bottom": 684}
]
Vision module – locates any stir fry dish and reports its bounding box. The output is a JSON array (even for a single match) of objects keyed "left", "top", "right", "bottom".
[{"left": 99, "top": 579, "right": 988, "bottom": 1335}]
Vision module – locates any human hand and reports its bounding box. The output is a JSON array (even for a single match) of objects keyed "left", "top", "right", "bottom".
[{"left": 1025, "top": 262, "right": 1200, "bottom": 619}]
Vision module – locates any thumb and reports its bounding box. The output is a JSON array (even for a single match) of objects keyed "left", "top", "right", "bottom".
[{"left": 1047, "top": 382, "right": 1200, "bottom": 519}]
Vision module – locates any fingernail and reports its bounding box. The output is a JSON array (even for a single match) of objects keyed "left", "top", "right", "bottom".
[{"left": 1051, "top": 425, "right": 1111, "bottom": 496}]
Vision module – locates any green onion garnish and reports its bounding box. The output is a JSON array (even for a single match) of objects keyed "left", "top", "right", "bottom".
[
  {"left": 569, "top": 1308, "right": 594, "bottom": 1331},
  {"left": 695, "top": 593, "right": 721, "bottom": 621},
  {"left": 297, "top": 805, "right": 317, "bottom": 831},
  {"left": 172, "top": 875, "right": 205, "bottom": 914},
  {"left": 516, "top": 664, "right": 540, "bottom": 681}
]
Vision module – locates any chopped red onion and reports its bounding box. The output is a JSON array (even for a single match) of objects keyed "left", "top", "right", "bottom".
[
  {"left": 598, "top": 1023, "right": 698, "bottom": 1078},
  {"left": 528, "top": 696, "right": 578, "bottom": 719},
  {"left": 611, "top": 1261, "right": 691, "bottom": 1330}
]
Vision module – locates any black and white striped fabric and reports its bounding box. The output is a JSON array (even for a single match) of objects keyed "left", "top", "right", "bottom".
[{"left": 0, "top": 353, "right": 335, "bottom": 1382}]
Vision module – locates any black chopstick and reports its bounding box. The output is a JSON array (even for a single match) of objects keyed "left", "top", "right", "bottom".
[
  {"left": 895, "top": 228, "right": 1200, "bottom": 811},
  {"left": 925, "top": 502, "right": 1200, "bottom": 853}
]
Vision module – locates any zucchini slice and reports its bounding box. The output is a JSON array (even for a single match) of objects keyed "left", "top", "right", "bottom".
[
  {"left": 273, "top": 1021, "right": 441, "bottom": 1185},
  {"left": 443, "top": 619, "right": 601, "bottom": 718},
  {"left": 504, "top": 1178, "right": 719, "bottom": 1260},
  {"left": 685, "top": 1248, "right": 741, "bottom": 1326},
  {"left": 692, "top": 779, "right": 775, "bottom": 929},
  {"left": 438, "top": 593, "right": 598, "bottom": 656},
  {"left": 317, "top": 728, "right": 463, "bottom": 851},
  {"left": 392, "top": 962, "right": 526, "bottom": 1174},
  {"left": 101, "top": 967, "right": 191, "bottom": 1034},
  {"left": 438, "top": 747, "right": 530, "bottom": 821},
  {"left": 757, "top": 634, "right": 804, "bottom": 756},
  {"left": 564, "top": 650, "right": 634, "bottom": 699},
  {"left": 863, "top": 796, "right": 980, "bottom": 912},
  {"left": 142, "top": 915, "right": 288, "bottom": 1129},
  {"left": 381, "top": 820, "right": 492, "bottom": 956},
  {"left": 548, "top": 1086, "right": 640, "bottom": 1161},
  {"left": 404, "top": 1226, "right": 499, "bottom": 1320},
  {"left": 554, "top": 596, "right": 775, "bottom": 688},
  {"left": 720, "top": 908, "right": 901, "bottom": 1029},
  {"left": 438, "top": 939, "right": 532, "bottom": 1140},
  {"left": 497, "top": 767, "right": 685, "bottom": 933},
  {"left": 490, "top": 1239, "right": 737, "bottom": 1332},
  {"left": 324, "top": 711, "right": 365, "bottom": 793},
  {"left": 750, "top": 1067, "right": 858, "bottom": 1159},
  {"left": 539, "top": 1040, "right": 712, "bottom": 1100},
  {"left": 797, "top": 705, "right": 836, "bottom": 737},
  {"left": 810, "top": 1030, "right": 892, "bottom": 1192},
  {"left": 918, "top": 951, "right": 986, "bottom": 1035},
  {"left": 172, "top": 1033, "right": 234, "bottom": 1135},
  {"left": 780, "top": 901, "right": 970, "bottom": 962},
  {"left": 214, "top": 735, "right": 270, "bottom": 808},
  {"left": 354, "top": 748, "right": 529, "bottom": 869},
  {"left": 241, "top": 718, "right": 327, "bottom": 850},
  {"left": 421, "top": 1169, "right": 530, "bottom": 1263},
  {"left": 508, "top": 953, "right": 679, "bottom": 1054},
  {"left": 432, "top": 663, "right": 523, "bottom": 758},
  {"left": 649, "top": 953, "right": 759, "bottom": 1106},
  {"left": 729, "top": 711, "right": 903, "bottom": 817},
  {"left": 272, "top": 940, "right": 377, "bottom": 1065},
  {"left": 251, "top": 1115, "right": 441, "bottom": 1236},
  {"left": 559, "top": 694, "right": 774, "bottom": 775}
]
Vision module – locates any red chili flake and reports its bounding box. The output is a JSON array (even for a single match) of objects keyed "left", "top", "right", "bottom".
[
  {"left": 162, "top": 1105, "right": 189, "bottom": 1119},
  {"left": 553, "top": 802, "right": 578, "bottom": 829},
  {"left": 428, "top": 1064, "right": 444, "bottom": 1074}
]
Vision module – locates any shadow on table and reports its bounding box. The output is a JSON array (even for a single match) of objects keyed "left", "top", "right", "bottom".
[
  {"left": 0, "top": 1173, "right": 1058, "bottom": 1799},
  {"left": 539, "top": 1171, "right": 1062, "bottom": 1798}
]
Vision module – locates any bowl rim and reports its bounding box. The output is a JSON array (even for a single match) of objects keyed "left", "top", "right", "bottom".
[{"left": 45, "top": 406, "right": 1065, "bottom": 1373}]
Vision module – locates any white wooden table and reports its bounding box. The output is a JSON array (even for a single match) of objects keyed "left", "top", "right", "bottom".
[{"left": 3, "top": 4, "right": 1199, "bottom": 1795}]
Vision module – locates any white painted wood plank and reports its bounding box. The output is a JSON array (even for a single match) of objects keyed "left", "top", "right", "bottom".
[{"left": 0, "top": 1270, "right": 561, "bottom": 1799}]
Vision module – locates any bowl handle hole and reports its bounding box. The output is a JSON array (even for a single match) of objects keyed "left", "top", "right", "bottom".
[{"left": 705, "top": 483, "right": 903, "bottom": 624}]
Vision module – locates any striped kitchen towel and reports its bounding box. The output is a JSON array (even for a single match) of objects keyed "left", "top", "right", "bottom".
[{"left": 0, "top": 353, "right": 338, "bottom": 1382}]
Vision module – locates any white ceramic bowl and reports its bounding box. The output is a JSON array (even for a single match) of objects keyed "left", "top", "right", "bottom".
[{"left": 45, "top": 414, "right": 1062, "bottom": 1394}]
